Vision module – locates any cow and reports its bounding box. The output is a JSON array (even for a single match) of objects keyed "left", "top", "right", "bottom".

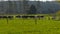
[
  {"left": 0, "top": 16, "right": 7, "bottom": 19},
  {"left": 28, "top": 16, "right": 35, "bottom": 18},
  {"left": 0, "top": 16, "right": 3, "bottom": 19},
  {"left": 52, "top": 16, "right": 56, "bottom": 20},
  {"left": 22, "top": 16, "right": 28, "bottom": 18},
  {"left": 3, "top": 16, "right": 7, "bottom": 19},
  {"left": 52, "top": 16, "right": 60, "bottom": 21},
  {"left": 7, "top": 16, "right": 13, "bottom": 19},
  {"left": 16, "top": 15, "right": 21, "bottom": 18},
  {"left": 37, "top": 16, "right": 44, "bottom": 20}
]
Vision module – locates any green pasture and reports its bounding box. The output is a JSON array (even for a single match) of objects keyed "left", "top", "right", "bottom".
[{"left": 0, "top": 18, "right": 60, "bottom": 34}]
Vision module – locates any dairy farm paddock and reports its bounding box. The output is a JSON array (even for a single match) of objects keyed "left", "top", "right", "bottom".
[{"left": 0, "top": 0, "right": 60, "bottom": 34}]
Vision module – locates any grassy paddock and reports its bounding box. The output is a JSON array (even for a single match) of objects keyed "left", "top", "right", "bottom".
[{"left": 0, "top": 18, "right": 60, "bottom": 34}]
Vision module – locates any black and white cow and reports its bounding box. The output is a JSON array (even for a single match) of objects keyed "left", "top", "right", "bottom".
[
  {"left": 7, "top": 16, "right": 13, "bottom": 19},
  {"left": 3, "top": 16, "right": 7, "bottom": 19},
  {"left": 28, "top": 16, "right": 35, "bottom": 18},
  {"left": 16, "top": 15, "right": 21, "bottom": 18},
  {"left": 37, "top": 16, "right": 44, "bottom": 19},
  {"left": 22, "top": 16, "right": 29, "bottom": 18},
  {"left": 0, "top": 16, "right": 7, "bottom": 19}
]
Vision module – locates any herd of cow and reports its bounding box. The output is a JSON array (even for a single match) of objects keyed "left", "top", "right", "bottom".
[
  {"left": 0, "top": 15, "right": 60, "bottom": 21},
  {"left": 0, "top": 15, "right": 44, "bottom": 19}
]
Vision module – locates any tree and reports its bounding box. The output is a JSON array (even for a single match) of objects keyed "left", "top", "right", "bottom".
[
  {"left": 28, "top": 5, "right": 37, "bottom": 14},
  {"left": 56, "top": 10, "right": 60, "bottom": 15}
]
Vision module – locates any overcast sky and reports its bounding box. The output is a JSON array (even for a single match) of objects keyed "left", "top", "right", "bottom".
[
  {"left": 0, "top": 0, "right": 19, "bottom": 1},
  {"left": 29, "top": 0, "right": 55, "bottom": 1},
  {"left": 0, "top": 0, "right": 56, "bottom": 2}
]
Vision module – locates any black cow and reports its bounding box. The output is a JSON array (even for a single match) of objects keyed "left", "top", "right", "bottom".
[
  {"left": 22, "top": 16, "right": 28, "bottom": 18},
  {"left": 3, "top": 16, "right": 7, "bottom": 18},
  {"left": 28, "top": 16, "right": 35, "bottom": 18},
  {"left": 16, "top": 16, "right": 21, "bottom": 18},
  {"left": 37, "top": 16, "right": 44, "bottom": 19},
  {"left": 37, "top": 16, "right": 44, "bottom": 18},
  {"left": 0, "top": 16, "right": 3, "bottom": 18},
  {"left": 7, "top": 16, "right": 13, "bottom": 19},
  {"left": 0, "top": 16, "right": 7, "bottom": 19}
]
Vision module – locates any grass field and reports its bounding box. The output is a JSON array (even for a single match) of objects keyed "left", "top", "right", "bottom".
[{"left": 0, "top": 18, "right": 60, "bottom": 34}]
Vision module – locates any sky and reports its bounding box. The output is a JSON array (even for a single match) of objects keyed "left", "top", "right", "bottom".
[
  {"left": 0, "top": 0, "right": 55, "bottom": 2},
  {"left": 0, "top": 0, "right": 19, "bottom": 1},
  {"left": 30, "top": 0, "right": 55, "bottom": 2}
]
